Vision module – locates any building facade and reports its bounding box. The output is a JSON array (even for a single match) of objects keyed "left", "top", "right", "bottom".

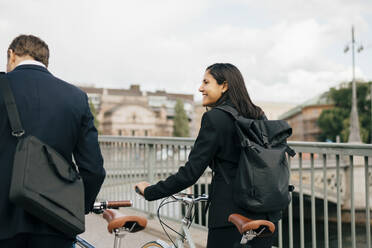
[
  {"left": 79, "top": 85, "right": 194, "bottom": 137},
  {"left": 279, "top": 92, "right": 333, "bottom": 141}
]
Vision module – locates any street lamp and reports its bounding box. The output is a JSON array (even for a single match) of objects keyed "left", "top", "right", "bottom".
[{"left": 344, "top": 26, "right": 363, "bottom": 143}]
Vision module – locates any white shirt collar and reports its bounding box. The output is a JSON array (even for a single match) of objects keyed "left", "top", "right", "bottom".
[{"left": 17, "top": 60, "right": 46, "bottom": 68}]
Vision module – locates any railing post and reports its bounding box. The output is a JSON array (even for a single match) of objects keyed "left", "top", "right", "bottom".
[
  {"left": 336, "top": 154, "right": 342, "bottom": 248},
  {"left": 299, "top": 152, "right": 304, "bottom": 248},
  {"left": 365, "top": 156, "right": 371, "bottom": 248},
  {"left": 147, "top": 143, "right": 156, "bottom": 219},
  {"left": 322, "top": 154, "right": 329, "bottom": 248},
  {"left": 310, "top": 153, "right": 316, "bottom": 248},
  {"left": 278, "top": 220, "right": 283, "bottom": 248},
  {"left": 288, "top": 155, "right": 293, "bottom": 248},
  {"left": 349, "top": 156, "right": 356, "bottom": 248}
]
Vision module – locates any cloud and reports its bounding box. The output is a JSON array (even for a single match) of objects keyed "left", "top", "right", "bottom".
[{"left": 0, "top": 0, "right": 371, "bottom": 104}]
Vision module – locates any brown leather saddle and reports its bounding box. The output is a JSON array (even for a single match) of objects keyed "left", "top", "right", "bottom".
[
  {"left": 103, "top": 209, "right": 147, "bottom": 233},
  {"left": 228, "top": 214, "right": 275, "bottom": 237}
]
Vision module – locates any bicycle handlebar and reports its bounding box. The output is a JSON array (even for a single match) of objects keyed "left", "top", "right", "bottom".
[
  {"left": 171, "top": 193, "right": 209, "bottom": 205},
  {"left": 134, "top": 185, "right": 209, "bottom": 204},
  {"left": 92, "top": 200, "right": 132, "bottom": 213}
]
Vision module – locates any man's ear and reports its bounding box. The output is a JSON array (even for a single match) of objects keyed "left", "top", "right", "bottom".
[
  {"left": 8, "top": 49, "right": 16, "bottom": 62},
  {"left": 6, "top": 49, "right": 17, "bottom": 72}
]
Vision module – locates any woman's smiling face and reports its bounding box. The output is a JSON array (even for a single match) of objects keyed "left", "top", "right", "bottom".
[{"left": 199, "top": 70, "right": 227, "bottom": 107}]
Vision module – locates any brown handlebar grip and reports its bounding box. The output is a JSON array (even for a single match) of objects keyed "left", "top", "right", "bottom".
[{"left": 107, "top": 200, "right": 132, "bottom": 208}]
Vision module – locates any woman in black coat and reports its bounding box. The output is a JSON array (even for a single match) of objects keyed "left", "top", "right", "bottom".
[{"left": 135, "top": 63, "right": 279, "bottom": 248}]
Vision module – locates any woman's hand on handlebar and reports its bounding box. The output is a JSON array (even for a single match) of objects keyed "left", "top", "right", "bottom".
[{"left": 134, "top": 181, "right": 150, "bottom": 196}]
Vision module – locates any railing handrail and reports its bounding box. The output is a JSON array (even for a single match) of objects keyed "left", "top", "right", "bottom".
[
  {"left": 289, "top": 141, "right": 372, "bottom": 156},
  {"left": 99, "top": 135, "right": 372, "bottom": 156},
  {"left": 99, "top": 135, "right": 195, "bottom": 146}
]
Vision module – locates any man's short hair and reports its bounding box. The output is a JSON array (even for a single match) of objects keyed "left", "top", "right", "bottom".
[{"left": 8, "top": 35, "right": 49, "bottom": 67}]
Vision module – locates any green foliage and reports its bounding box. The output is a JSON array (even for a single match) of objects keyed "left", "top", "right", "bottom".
[
  {"left": 318, "top": 82, "right": 372, "bottom": 143},
  {"left": 173, "top": 99, "right": 190, "bottom": 137},
  {"left": 89, "top": 100, "right": 100, "bottom": 132}
]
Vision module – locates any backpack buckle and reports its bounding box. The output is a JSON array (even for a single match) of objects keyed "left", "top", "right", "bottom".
[
  {"left": 241, "top": 139, "right": 251, "bottom": 148},
  {"left": 12, "top": 130, "right": 25, "bottom": 137},
  {"left": 262, "top": 133, "right": 270, "bottom": 148}
]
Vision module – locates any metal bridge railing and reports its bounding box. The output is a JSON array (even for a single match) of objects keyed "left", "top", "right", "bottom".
[{"left": 97, "top": 136, "right": 372, "bottom": 248}]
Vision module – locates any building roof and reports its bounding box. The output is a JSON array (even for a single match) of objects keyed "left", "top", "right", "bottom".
[
  {"left": 79, "top": 86, "right": 103, "bottom": 94},
  {"left": 104, "top": 99, "right": 149, "bottom": 116},
  {"left": 278, "top": 92, "right": 333, "bottom": 120},
  {"left": 79, "top": 85, "right": 142, "bottom": 96},
  {"left": 79, "top": 85, "right": 193, "bottom": 100},
  {"left": 106, "top": 88, "right": 142, "bottom": 96},
  {"left": 147, "top": 90, "right": 193, "bottom": 101}
]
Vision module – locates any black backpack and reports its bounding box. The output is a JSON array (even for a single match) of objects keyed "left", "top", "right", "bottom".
[{"left": 215, "top": 105, "right": 296, "bottom": 213}]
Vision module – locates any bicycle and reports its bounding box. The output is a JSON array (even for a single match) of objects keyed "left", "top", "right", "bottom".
[
  {"left": 75, "top": 192, "right": 275, "bottom": 248},
  {"left": 140, "top": 193, "right": 275, "bottom": 248}
]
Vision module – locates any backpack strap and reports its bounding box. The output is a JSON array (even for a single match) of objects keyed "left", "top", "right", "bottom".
[
  {"left": 257, "top": 121, "right": 270, "bottom": 148},
  {"left": 0, "top": 73, "right": 25, "bottom": 138},
  {"left": 214, "top": 105, "right": 249, "bottom": 145},
  {"left": 214, "top": 105, "right": 239, "bottom": 120},
  {"left": 286, "top": 146, "right": 296, "bottom": 157}
]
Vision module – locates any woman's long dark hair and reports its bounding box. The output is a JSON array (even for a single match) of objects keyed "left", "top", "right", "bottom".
[{"left": 206, "top": 63, "right": 264, "bottom": 119}]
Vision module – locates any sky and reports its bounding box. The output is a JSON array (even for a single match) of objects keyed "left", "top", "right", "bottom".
[{"left": 1, "top": 0, "right": 372, "bottom": 104}]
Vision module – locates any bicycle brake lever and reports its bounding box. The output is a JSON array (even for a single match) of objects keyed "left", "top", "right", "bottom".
[{"left": 91, "top": 208, "right": 104, "bottom": 214}]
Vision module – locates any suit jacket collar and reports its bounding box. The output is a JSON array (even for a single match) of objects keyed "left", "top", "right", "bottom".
[{"left": 12, "top": 64, "right": 51, "bottom": 75}]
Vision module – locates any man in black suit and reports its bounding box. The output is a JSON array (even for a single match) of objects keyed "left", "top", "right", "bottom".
[{"left": 0, "top": 35, "right": 106, "bottom": 247}]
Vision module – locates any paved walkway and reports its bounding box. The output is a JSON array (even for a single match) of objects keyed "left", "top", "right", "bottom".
[{"left": 79, "top": 208, "right": 208, "bottom": 248}]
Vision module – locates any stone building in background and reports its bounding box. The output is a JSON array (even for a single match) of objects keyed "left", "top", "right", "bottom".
[
  {"left": 79, "top": 85, "right": 195, "bottom": 137},
  {"left": 279, "top": 92, "right": 333, "bottom": 141}
]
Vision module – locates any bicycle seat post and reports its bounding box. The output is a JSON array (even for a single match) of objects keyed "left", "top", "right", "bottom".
[
  {"left": 240, "top": 230, "right": 257, "bottom": 244},
  {"left": 113, "top": 228, "right": 129, "bottom": 248}
]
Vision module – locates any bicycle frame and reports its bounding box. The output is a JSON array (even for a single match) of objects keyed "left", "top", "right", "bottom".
[
  {"left": 75, "top": 236, "right": 95, "bottom": 248},
  {"left": 173, "top": 225, "right": 195, "bottom": 248},
  {"left": 158, "top": 194, "right": 208, "bottom": 248}
]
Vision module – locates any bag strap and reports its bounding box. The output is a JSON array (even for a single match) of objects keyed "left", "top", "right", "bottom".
[
  {"left": 215, "top": 105, "right": 239, "bottom": 120},
  {"left": 0, "top": 73, "right": 25, "bottom": 137},
  {"left": 215, "top": 105, "right": 253, "bottom": 148},
  {"left": 257, "top": 121, "right": 270, "bottom": 147},
  {"left": 286, "top": 146, "right": 296, "bottom": 157}
]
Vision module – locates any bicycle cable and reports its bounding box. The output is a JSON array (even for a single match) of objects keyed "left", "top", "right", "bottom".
[
  {"left": 189, "top": 204, "right": 197, "bottom": 229},
  {"left": 157, "top": 197, "right": 184, "bottom": 248},
  {"left": 157, "top": 194, "right": 205, "bottom": 248}
]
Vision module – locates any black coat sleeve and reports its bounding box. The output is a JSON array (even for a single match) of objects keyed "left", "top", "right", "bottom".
[
  {"left": 73, "top": 94, "right": 106, "bottom": 213},
  {"left": 144, "top": 112, "right": 219, "bottom": 201}
]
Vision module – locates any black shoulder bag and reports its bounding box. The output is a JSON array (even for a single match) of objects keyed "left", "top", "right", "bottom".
[{"left": 0, "top": 73, "right": 85, "bottom": 236}]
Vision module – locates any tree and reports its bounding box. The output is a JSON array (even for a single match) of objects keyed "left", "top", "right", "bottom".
[
  {"left": 173, "top": 99, "right": 190, "bottom": 137},
  {"left": 89, "top": 100, "right": 100, "bottom": 133},
  {"left": 318, "top": 82, "right": 371, "bottom": 143}
]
